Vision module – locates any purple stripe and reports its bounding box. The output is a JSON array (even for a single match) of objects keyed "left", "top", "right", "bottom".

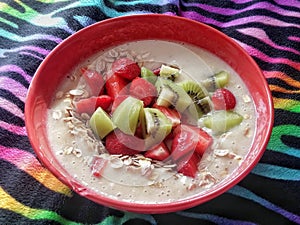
[
  {"left": 181, "top": 11, "right": 300, "bottom": 29},
  {"left": 274, "top": 0, "right": 300, "bottom": 8},
  {"left": 182, "top": 2, "right": 300, "bottom": 18},
  {"left": 0, "top": 65, "right": 32, "bottom": 83},
  {"left": 20, "top": 52, "right": 45, "bottom": 61},
  {"left": 0, "top": 77, "right": 27, "bottom": 102},
  {"left": 0, "top": 97, "right": 23, "bottom": 118}
]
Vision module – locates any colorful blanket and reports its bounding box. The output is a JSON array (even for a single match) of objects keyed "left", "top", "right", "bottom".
[{"left": 0, "top": 1, "right": 299, "bottom": 224}]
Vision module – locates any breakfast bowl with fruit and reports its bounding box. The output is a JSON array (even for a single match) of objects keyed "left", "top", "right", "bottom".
[{"left": 25, "top": 14, "right": 273, "bottom": 214}]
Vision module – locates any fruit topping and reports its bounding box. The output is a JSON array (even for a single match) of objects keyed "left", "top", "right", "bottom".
[
  {"left": 129, "top": 77, "right": 157, "bottom": 106},
  {"left": 74, "top": 95, "right": 113, "bottom": 115},
  {"left": 81, "top": 68, "right": 105, "bottom": 96},
  {"left": 112, "top": 57, "right": 141, "bottom": 80},
  {"left": 105, "top": 73, "right": 129, "bottom": 100},
  {"left": 142, "top": 108, "right": 172, "bottom": 150},
  {"left": 212, "top": 88, "right": 236, "bottom": 110},
  {"left": 105, "top": 130, "right": 142, "bottom": 155},
  {"left": 155, "top": 77, "right": 193, "bottom": 112},
  {"left": 90, "top": 107, "right": 116, "bottom": 139},
  {"left": 158, "top": 64, "right": 180, "bottom": 81},
  {"left": 112, "top": 96, "right": 143, "bottom": 135},
  {"left": 201, "top": 71, "right": 229, "bottom": 92},
  {"left": 203, "top": 110, "right": 243, "bottom": 133},
  {"left": 144, "top": 142, "right": 170, "bottom": 161}
]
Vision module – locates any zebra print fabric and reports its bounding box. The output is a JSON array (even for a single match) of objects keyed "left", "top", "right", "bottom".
[{"left": 0, "top": 0, "right": 299, "bottom": 224}]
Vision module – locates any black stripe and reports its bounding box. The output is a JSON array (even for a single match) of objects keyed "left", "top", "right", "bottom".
[
  {"left": 0, "top": 72, "right": 29, "bottom": 88},
  {"left": 0, "top": 159, "right": 68, "bottom": 210},
  {"left": 267, "top": 78, "right": 299, "bottom": 91},
  {"left": 103, "top": 0, "right": 179, "bottom": 14},
  {"left": 260, "top": 150, "right": 300, "bottom": 170},
  {"left": 239, "top": 173, "right": 300, "bottom": 215},
  {"left": 169, "top": 191, "right": 297, "bottom": 225},
  {"left": 0, "top": 89, "right": 24, "bottom": 112},
  {"left": 273, "top": 109, "right": 300, "bottom": 126},
  {"left": 252, "top": 57, "right": 300, "bottom": 78},
  {"left": 0, "top": 127, "right": 33, "bottom": 153},
  {"left": 0, "top": 209, "right": 61, "bottom": 225},
  {"left": 0, "top": 107, "right": 24, "bottom": 127}
]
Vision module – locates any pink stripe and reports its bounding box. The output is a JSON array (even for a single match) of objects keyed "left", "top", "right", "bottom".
[
  {"left": 0, "top": 76, "right": 27, "bottom": 102},
  {"left": 20, "top": 51, "right": 44, "bottom": 60},
  {"left": 288, "top": 36, "right": 300, "bottom": 42},
  {"left": 274, "top": 0, "right": 300, "bottom": 8},
  {"left": 0, "top": 97, "right": 24, "bottom": 118},
  {"left": 184, "top": 2, "right": 300, "bottom": 18},
  {"left": 0, "top": 65, "right": 32, "bottom": 83},
  {"left": 0, "top": 121, "right": 27, "bottom": 136},
  {"left": 236, "top": 40, "right": 300, "bottom": 71},
  {"left": 181, "top": 11, "right": 300, "bottom": 29},
  {"left": 237, "top": 27, "right": 300, "bottom": 55}
]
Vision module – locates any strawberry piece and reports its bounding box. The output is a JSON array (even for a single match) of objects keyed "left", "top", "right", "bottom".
[
  {"left": 178, "top": 152, "right": 201, "bottom": 178},
  {"left": 171, "top": 125, "right": 198, "bottom": 163},
  {"left": 129, "top": 77, "right": 157, "bottom": 106},
  {"left": 91, "top": 156, "right": 108, "bottom": 177},
  {"left": 111, "top": 95, "right": 130, "bottom": 113},
  {"left": 112, "top": 58, "right": 141, "bottom": 80},
  {"left": 105, "top": 130, "right": 143, "bottom": 155},
  {"left": 105, "top": 73, "right": 129, "bottom": 100},
  {"left": 81, "top": 68, "right": 105, "bottom": 96},
  {"left": 153, "top": 67, "right": 160, "bottom": 75},
  {"left": 144, "top": 142, "right": 170, "bottom": 161},
  {"left": 153, "top": 104, "right": 181, "bottom": 127},
  {"left": 211, "top": 88, "right": 236, "bottom": 110},
  {"left": 74, "top": 95, "right": 113, "bottom": 115},
  {"left": 172, "top": 125, "right": 212, "bottom": 160}
]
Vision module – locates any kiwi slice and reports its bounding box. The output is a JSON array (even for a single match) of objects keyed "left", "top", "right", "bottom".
[
  {"left": 140, "top": 66, "right": 157, "bottom": 84},
  {"left": 155, "top": 77, "right": 193, "bottom": 113},
  {"left": 112, "top": 96, "right": 143, "bottom": 135},
  {"left": 159, "top": 65, "right": 180, "bottom": 81},
  {"left": 142, "top": 108, "right": 172, "bottom": 149},
  {"left": 203, "top": 110, "right": 243, "bottom": 134},
  {"left": 201, "top": 71, "right": 230, "bottom": 92},
  {"left": 179, "top": 80, "right": 211, "bottom": 119},
  {"left": 90, "top": 107, "right": 116, "bottom": 139},
  {"left": 178, "top": 80, "right": 209, "bottom": 101}
]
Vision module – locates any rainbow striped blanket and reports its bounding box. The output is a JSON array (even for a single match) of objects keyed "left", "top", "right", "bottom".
[{"left": 0, "top": 1, "right": 299, "bottom": 224}]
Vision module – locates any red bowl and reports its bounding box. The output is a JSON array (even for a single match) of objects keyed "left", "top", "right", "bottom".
[{"left": 25, "top": 14, "right": 273, "bottom": 214}]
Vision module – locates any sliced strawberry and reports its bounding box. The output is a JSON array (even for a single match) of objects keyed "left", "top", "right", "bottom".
[
  {"left": 74, "top": 95, "right": 113, "bottom": 115},
  {"left": 81, "top": 68, "right": 105, "bottom": 96},
  {"left": 178, "top": 152, "right": 201, "bottom": 178},
  {"left": 171, "top": 125, "right": 198, "bottom": 163},
  {"left": 105, "top": 130, "right": 143, "bottom": 155},
  {"left": 111, "top": 95, "right": 130, "bottom": 113},
  {"left": 91, "top": 156, "right": 108, "bottom": 177},
  {"left": 194, "top": 127, "right": 213, "bottom": 156},
  {"left": 105, "top": 73, "right": 129, "bottom": 100},
  {"left": 112, "top": 58, "right": 141, "bottom": 80},
  {"left": 144, "top": 142, "right": 170, "bottom": 161},
  {"left": 153, "top": 104, "right": 181, "bottom": 127},
  {"left": 129, "top": 77, "right": 157, "bottom": 106},
  {"left": 211, "top": 88, "right": 236, "bottom": 110},
  {"left": 153, "top": 67, "right": 160, "bottom": 75},
  {"left": 174, "top": 125, "right": 213, "bottom": 156}
]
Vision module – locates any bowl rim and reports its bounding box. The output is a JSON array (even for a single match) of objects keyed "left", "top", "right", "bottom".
[{"left": 25, "top": 14, "right": 274, "bottom": 214}]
